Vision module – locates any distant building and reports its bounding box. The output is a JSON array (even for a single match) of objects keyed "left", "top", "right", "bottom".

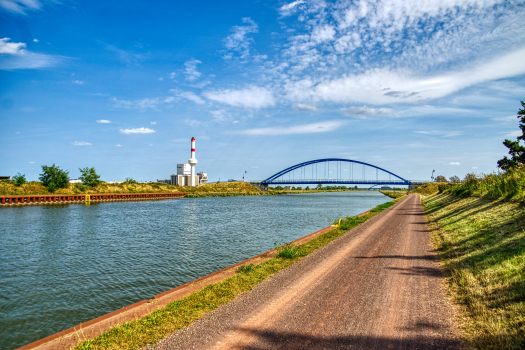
[
  {"left": 198, "top": 172, "right": 208, "bottom": 185},
  {"left": 228, "top": 179, "right": 237, "bottom": 182},
  {"left": 0, "top": 176, "right": 11, "bottom": 181},
  {"left": 69, "top": 179, "right": 82, "bottom": 184}
]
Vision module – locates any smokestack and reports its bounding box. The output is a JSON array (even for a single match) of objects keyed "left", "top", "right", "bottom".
[{"left": 188, "top": 137, "right": 197, "bottom": 186}]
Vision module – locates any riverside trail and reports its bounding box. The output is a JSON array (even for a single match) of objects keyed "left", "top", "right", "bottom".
[{"left": 147, "top": 194, "right": 461, "bottom": 350}]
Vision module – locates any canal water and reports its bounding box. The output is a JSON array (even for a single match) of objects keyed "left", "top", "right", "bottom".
[{"left": 0, "top": 191, "right": 390, "bottom": 350}]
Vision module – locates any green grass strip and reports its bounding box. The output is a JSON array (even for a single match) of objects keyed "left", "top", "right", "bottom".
[{"left": 75, "top": 196, "right": 404, "bottom": 350}]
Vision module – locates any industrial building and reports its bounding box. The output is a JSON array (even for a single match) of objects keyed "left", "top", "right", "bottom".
[{"left": 157, "top": 137, "right": 208, "bottom": 187}]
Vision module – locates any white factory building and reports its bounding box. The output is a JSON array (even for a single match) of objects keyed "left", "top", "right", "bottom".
[{"left": 158, "top": 137, "right": 208, "bottom": 187}]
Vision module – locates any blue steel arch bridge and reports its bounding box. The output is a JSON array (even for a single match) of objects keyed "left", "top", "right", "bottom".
[{"left": 252, "top": 158, "right": 420, "bottom": 190}]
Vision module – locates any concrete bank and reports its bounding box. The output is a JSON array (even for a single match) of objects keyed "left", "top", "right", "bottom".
[{"left": 0, "top": 193, "right": 187, "bottom": 206}]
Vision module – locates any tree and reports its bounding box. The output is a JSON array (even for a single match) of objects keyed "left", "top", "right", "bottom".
[
  {"left": 39, "top": 164, "right": 69, "bottom": 192},
  {"left": 79, "top": 166, "right": 101, "bottom": 187},
  {"left": 435, "top": 175, "right": 447, "bottom": 182},
  {"left": 449, "top": 175, "right": 460, "bottom": 183},
  {"left": 12, "top": 172, "right": 26, "bottom": 186},
  {"left": 498, "top": 101, "right": 525, "bottom": 170}
]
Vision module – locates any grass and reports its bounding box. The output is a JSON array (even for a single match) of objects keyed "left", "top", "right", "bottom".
[
  {"left": 422, "top": 193, "right": 525, "bottom": 349},
  {"left": 0, "top": 181, "right": 263, "bottom": 197},
  {"left": 274, "top": 240, "right": 301, "bottom": 259},
  {"left": 379, "top": 190, "right": 407, "bottom": 199},
  {"left": 73, "top": 196, "right": 405, "bottom": 350}
]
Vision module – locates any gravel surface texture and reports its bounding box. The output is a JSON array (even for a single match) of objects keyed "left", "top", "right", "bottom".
[{"left": 147, "top": 194, "right": 461, "bottom": 350}]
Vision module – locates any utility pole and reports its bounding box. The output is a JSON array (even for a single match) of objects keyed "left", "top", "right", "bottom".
[{"left": 242, "top": 171, "right": 247, "bottom": 182}]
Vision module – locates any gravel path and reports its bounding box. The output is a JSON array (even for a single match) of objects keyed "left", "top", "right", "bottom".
[{"left": 148, "top": 194, "right": 461, "bottom": 350}]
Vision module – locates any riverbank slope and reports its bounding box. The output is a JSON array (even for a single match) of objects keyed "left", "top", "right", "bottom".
[{"left": 419, "top": 176, "right": 525, "bottom": 349}]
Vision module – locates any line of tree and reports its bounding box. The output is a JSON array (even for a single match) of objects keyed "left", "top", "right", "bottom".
[{"left": 8, "top": 165, "right": 102, "bottom": 192}]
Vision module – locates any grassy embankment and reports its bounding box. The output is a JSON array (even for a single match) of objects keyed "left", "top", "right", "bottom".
[
  {"left": 0, "top": 181, "right": 264, "bottom": 197},
  {"left": 414, "top": 166, "right": 525, "bottom": 349},
  {"left": 73, "top": 196, "right": 405, "bottom": 350}
]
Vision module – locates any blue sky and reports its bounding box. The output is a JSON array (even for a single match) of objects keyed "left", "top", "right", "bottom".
[{"left": 1, "top": 0, "right": 524, "bottom": 183}]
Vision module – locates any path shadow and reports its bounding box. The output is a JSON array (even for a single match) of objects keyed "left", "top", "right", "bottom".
[{"left": 230, "top": 327, "right": 461, "bottom": 350}]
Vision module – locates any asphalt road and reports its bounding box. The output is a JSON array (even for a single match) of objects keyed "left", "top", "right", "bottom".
[{"left": 149, "top": 194, "right": 461, "bottom": 350}]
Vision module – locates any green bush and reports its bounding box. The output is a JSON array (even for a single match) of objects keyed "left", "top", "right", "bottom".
[
  {"left": 274, "top": 240, "right": 301, "bottom": 259},
  {"left": 79, "top": 167, "right": 101, "bottom": 187},
  {"left": 12, "top": 172, "right": 26, "bottom": 186},
  {"left": 39, "top": 164, "right": 69, "bottom": 192}
]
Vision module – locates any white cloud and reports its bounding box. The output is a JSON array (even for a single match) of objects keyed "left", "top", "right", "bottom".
[
  {"left": 0, "top": 0, "right": 43, "bottom": 14},
  {"left": 112, "top": 97, "right": 162, "bottom": 110},
  {"left": 72, "top": 141, "right": 92, "bottom": 146},
  {"left": 472, "top": 167, "right": 478, "bottom": 169},
  {"left": 150, "top": 121, "right": 156, "bottom": 125},
  {"left": 33, "top": 38, "right": 38, "bottom": 42},
  {"left": 505, "top": 130, "right": 522, "bottom": 138},
  {"left": 115, "top": 144, "right": 122, "bottom": 147},
  {"left": 169, "top": 72, "right": 176, "bottom": 79},
  {"left": 413, "top": 130, "right": 463, "bottom": 137},
  {"left": 0, "top": 38, "right": 25, "bottom": 54},
  {"left": 0, "top": 37, "right": 62, "bottom": 70},
  {"left": 210, "top": 110, "right": 229, "bottom": 122},
  {"left": 29, "top": 161, "right": 34, "bottom": 163},
  {"left": 279, "top": 1, "right": 304, "bottom": 16},
  {"left": 311, "top": 25, "right": 336, "bottom": 43},
  {"left": 184, "top": 59, "right": 202, "bottom": 81},
  {"left": 237, "top": 120, "right": 345, "bottom": 136},
  {"left": 170, "top": 89, "right": 205, "bottom": 105},
  {"left": 296, "top": 104, "right": 317, "bottom": 111},
  {"left": 203, "top": 86, "right": 275, "bottom": 108},
  {"left": 285, "top": 48, "right": 525, "bottom": 104},
  {"left": 96, "top": 119, "right": 111, "bottom": 123},
  {"left": 158, "top": 77, "right": 163, "bottom": 81},
  {"left": 341, "top": 106, "right": 392, "bottom": 118},
  {"left": 73, "top": 80, "right": 84, "bottom": 84},
  {"left": 408, "top": 142, "right": 432, "bottom": 148},
  {"left": 119, "top": 127, "right": 156, "bottom": 134},
  {"left": 492, "top": 115, "right": 518, "bottom": 123},
  {"left": 449, "top": 162, "right": 461, "bottom": 165},
  {"left": 223, "top": 17, "right": 258, "bottom": 59}
]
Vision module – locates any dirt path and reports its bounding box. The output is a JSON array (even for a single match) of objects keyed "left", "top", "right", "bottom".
[{"left": 149, "top": 195, "right": 461, "bottom": 350}]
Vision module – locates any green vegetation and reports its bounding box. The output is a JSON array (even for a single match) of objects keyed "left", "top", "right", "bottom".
[
  {"left": 423, "top": 193, "right": 525, "bottom": 349},
  {"left": 0, "top": 180, "right": 263, "bottom": 197},
  {"left": 12, "top": 172, "right": 26, "bottom": 186},
  {"left": 498, "top": 101, "right": 525, "bottom": 171},
  {"left": 274, "top": 240, "right": 301, "bottom": 259},
  {"left": 39, "top": 164, "right": 70, "bottom": 192},
  {"left": 380, "top": 190, "right": 406, "bottom": 199},
  {"left": 79, "top": 167, "right": 101, "bottom": 187},
  {"left": 238, "top": 264, "right": 255, "bottom": 273},
  {"left": 74, "top": 196, "right": 404, "bottom": 350},
  {"left": 445, "top": 166, "right": 525, "bottom": 200}
]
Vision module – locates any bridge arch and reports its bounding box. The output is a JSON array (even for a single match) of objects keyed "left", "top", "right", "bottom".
[{"left": 261, "top": 158, "right": 410, "bottom": 186}]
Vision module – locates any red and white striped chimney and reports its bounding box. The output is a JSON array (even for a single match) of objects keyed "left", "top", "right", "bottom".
[{"left": 188, "top": 137, "right": 198, "bottom": 186}]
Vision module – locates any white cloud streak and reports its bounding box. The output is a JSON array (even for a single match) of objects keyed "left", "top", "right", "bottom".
[
  {"left": 0, "top": 38, "right": 62, "bottom": 70},
  {"left": 184, "top": 59, "right": 202, "bottom": 81},
  {"left": 96, "top": 119, "right": 111, "bottom": 123},
  {"left": 119, "top": 127, "right": 156, "bottom": 134},
  {"left": 203, "top": 85, "right": 275, "bottom": 108},
  {"left": 237, "top": 120, "right": 345, "bottom": 136},
  {"left": 223, "top": 17, "right": 258, "bottom": 59},
  {"left": 0, "top": 0, "right": 42, "bottom": 14},
  {"left": 296, "top": 104, "right": 317, "bottom": 111},
  {"left": 342, "top": 106, "right": 393, "bottom": 118},
  {"left": 71, "top": 141, "right": 92, "bottom": 146}
]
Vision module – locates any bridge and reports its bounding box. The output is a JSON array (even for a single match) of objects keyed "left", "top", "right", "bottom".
[{"left": 251, "top": 158, "right": 428, "bottom": 190}]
